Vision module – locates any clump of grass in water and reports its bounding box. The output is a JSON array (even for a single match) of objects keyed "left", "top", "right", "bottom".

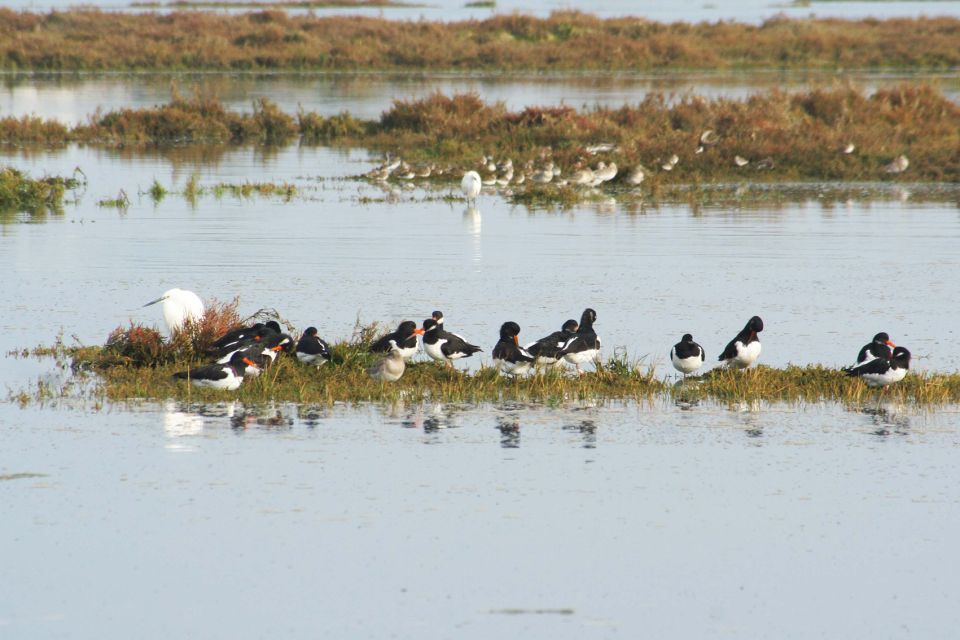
[
  {"left": 0, "top": 166, "right": 82, "bottom": 216},
  {"left": 97, "top": 189, "right": 130, "bottom": 209}
]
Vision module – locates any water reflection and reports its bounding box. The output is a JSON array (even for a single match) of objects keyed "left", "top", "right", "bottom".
[
  {"left": 854, "top": 404, "right": 912, "bottom": 437},
  {"left": 562, "top": 419, "right": 597, "bottom": 449},
  {"left": 497, "top": 415, "right": 521, "bottom": 449},
  {"left": 463, "top": 205, "right": 482, "bottom": 269}
]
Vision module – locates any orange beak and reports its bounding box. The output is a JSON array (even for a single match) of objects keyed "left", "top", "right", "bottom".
[
  {"left": 886, "top": 340, "right": 896, "bottom": 347},
  {"left": 270, "top": 345, "right": 283, "bottom": 352},
  {"left": 513, "top": 335, "right": 519, "bottom": 345},
  {"left": 413, "top": 328, "right": 425, "bottom": 336},
  {"left": 242, "top": 357, "right": 257, "bottom": 368}
]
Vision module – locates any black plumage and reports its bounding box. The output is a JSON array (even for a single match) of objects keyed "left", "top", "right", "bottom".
[
  {"left": 718, "top": 315, "right": 763, "bottom": 362},
  {"left": 856, "top": 332, "right": 895, "bottom": 363}
]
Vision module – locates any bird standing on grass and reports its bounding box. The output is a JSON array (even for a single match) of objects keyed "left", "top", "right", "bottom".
[
  {"left": 369, "top": 321, "right": 424, "bottom": 361},
  {"left": 671, "top": 334, "right": 705, "bottom": 378},
  {"left": 422, "top": 318, "right": 482, "bottom": 367},
  {"left": 844, "top": 346, "right": 911, "bottom": 388},
  {"left": 526, "top": 319, "right": 579, "bottom": 369},
  {"left": 367, "top": 343, "right": 407, "bottom": 382},
  {"left": 143, "top": 288, "right": 204, "bottom": 335},
  {"left": 559, "top": 308, "right": 601, "bottom": 375},
  {"left": 173, "top": 351, "right": 260, "bottom": 390},
  {"left": 855, "top": 332, "right": 895, "bottom": 365},
  {"left": 296, "top": 327, "right": 331, "bottom": 367},
  {"left": 718, "top": 316, "right": 763, "bottom": 369},
  {"left": 492, "top": 322, "right": 535, "bottom": 375}
]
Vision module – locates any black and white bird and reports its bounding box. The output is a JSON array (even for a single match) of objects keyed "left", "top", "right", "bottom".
[
  {"left": 296, "top": 326, "right": 331, "bottom": 367},
  {"left": 492, "top": 321, "right": 535, "bottom": 375},
  {"left": 670, "top": 333, "right": 705, "bottom": 377},
  {"left": 369, "top": 320, "right": 424, "bottom": 361},
  {"left": 856, "top": 332, "right": 896, "bottom": 364},
  {"left": 558, "top": 308, "right": 601, "bottom": 374},
  {"left": 172, "top": 352, "right": 260, "bottom": 390},
  {"left": 718, "top": 316, "right": 763, "bottom": 369},
  {"left": 844, "top": 346, "right": 911, "bottom": 387},
  {"left": 526, "top": 319, "right": 579, "bottom": 368},
  {"left": 217, "top": 330, "right": 292, "bottom": 366},
  {"left": 432, "top": 310, "right": 445, "bottom": 326},
  {"left": 422, "top": 318, "right": 482, "bottom": 367},
  {"left": 209, "top": 320, "right": 281, "bottom": 355},
  {"left": 367, "top": 342, "right": 407, "bottom": 382}
]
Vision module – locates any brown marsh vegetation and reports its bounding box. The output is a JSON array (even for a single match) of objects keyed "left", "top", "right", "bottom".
[
  {"left": 0, "top": 166, "right": 83, "bottom": 217},
  {"left": 2, "top": 86, "right": 958, "bottom": 184},
  {"left": 130, "top": 0, "right": 419, "bottom": 8},
  {"left": 2, "top": 11, "right": 960, "bottom": 71}
]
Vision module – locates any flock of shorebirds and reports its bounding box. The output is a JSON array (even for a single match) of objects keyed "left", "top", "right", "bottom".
[
  {"left": 145, "top": 289, "right": 911, "bottom": 393},
  {"left": 362, "top": 134, "right": 911, "bottom": 199}
]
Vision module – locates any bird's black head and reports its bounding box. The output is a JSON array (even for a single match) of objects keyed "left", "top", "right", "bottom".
[
  {"left": 432, "top": 310, "right": 444, "bottom": 323},
  {"left": 892, "top": 346, "right": 911, "bottom": 363},
  {"left": 397, "top": 320, "right": 418, "bottom": 337},
  {"left": 580, "top": 308, "right": 597, "bottom": 326},
  {"left": 423, "top": 318, "right": 439, "bottom": 333},
  {"left": 304, "top": 326, "right": 318, "bottom": 337},
  {"left": 682, "top": 333, "right": 694, "bottom": 342},
  {"left": 747, "top": 316, "right": 763, "bottom": 332},
  {"left": 265, "top": 320, "right": 282, "bottom": 334},
  {"left": 873, "top": 332, "right": 890, "bottom": 343},
  {"left": 562, "top": 319, "right": 579, "bottom": 333},
  {"left": 499, "top": 321, "right": 521, "bottom": 340}
]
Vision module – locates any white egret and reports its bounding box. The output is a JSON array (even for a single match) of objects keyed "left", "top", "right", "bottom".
[
  {"left": 461, "top": 170, "right": 482, "bottom": 203},
  {"left": 143, "top": 288, "right": 205, "bottom": 335}
]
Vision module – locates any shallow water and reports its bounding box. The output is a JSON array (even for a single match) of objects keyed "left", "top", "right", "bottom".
[
  {"left": 3, "top": 398, "right": 960, "bottom": 638},
  {"left": 3, "top": 71, "right": 960, "bottom": 126},
  {"left": 6, "top": 0, "right": 960, "bottom": 23}
]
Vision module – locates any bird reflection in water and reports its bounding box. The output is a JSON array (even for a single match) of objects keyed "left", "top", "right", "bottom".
[
  {"left": 497, "top": 415, "right": 521, "bottom": 449},
  {"left": 230, "top": 406, "right": 294, "bottom": 432},
  {"left": 463, "top": 206, "right": 482, "bottom": 270},
  {"left": 563, "top": 419, "right": 597, "bottom": 449},
  {"left": 858, "top": 404, "right": 911, "bottom": 437}
]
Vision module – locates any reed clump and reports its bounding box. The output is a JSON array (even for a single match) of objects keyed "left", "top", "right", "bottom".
[
  {"left": 0, "top": 166, "right": 82, "bottom": 215},
  {"left": 2, "top": 11, "right": 960, "bottom": 72},
  {"left": 90, "top": 299, "right": 244, "bottom": 368}
]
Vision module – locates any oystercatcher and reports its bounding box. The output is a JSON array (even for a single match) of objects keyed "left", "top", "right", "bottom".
[
  {"left": 856, "top": 332, "right": 895, "bottom": 364},
  {"left": 296, "top": 327, "right": 331, "bottom": 367},
  {"left": 422, "top": 318, "right": 482, "bottom": 367},
  {"left": 492, "top": 321, "right": 535, "bottom": 375},
  {"left": 718, "top": 316, "right": 763, "bottom": 369},
  {"left": 369, "top": 321, "right": 424, "bottom": 361},
  {"left": 844, "top": 346, "right": 911, "bottom": 387},
  {"left": 526, "top": 319, "right": 579, "bottom": 368},
  {"left": 671, "top": 334, "right": 705, "bottom": 377},
  {"left": 559, "top": 308, "right": 601, "bottom": 374},
  {"left": 172, "top": 352, "right": 260, "bottom": 390}
]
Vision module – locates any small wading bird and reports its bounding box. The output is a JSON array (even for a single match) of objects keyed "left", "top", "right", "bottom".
[
  {"left": 367, "top": 343, "right": 406, "bottom": 382},
  {"left": 855, "top": 332, "right": 895, "bottom": 365},
  {"left": 884, "top": 155, "right": 909, "bottom": 174},
  {"left": 492, "top": 321, "right": 535, "bottom": 375},
  {"left": 421, "top": 317, "right": 482, "bottom": 367},
  {"left": 369, "top": 321, "right": 424, "bottom": 361},
  {"left": 143, "top": 288, "right": 204, "bottom": 335},
  {"left": 671, "top": 334, "right": 705, "bottom": 378},
  {"left": 526, "top": 319, "right": 579, "bottom": 369},
  {"left": 719, "top": 316, "right": 764, "bottom": 369},
  {"left": 558, "top": 308, "right": 601, "bottom": 375},
  {"left": 295, "top": 327, "right": 331, "bottom": 367},
  {"left": 461, "top": 171, "right": 482, "bottom": 204},
  {"left": 173, "top": 352, "right": 260, "bottom": 390}
]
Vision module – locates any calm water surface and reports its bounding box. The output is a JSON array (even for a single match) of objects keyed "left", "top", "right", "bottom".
[
  {"left": 3, "top": 399, "right": 960, "bottom": 638},
  {"left": 3, "top": 72, "right": 960, "bottom": 125}
]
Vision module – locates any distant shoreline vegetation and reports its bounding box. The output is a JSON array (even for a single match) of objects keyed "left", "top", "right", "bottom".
[
  {"left": 1, "top": 86, "right": 958, "bottom": 185},
  {"left": 129, "top": 0, "right": 424, "bottom": 8},
  {"left": 2, "top": 11, "right": 960, "bottom": 72}
]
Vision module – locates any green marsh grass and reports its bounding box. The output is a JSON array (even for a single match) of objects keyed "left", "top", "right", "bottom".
[{"left": 3, "top": 11, "right": 960, "bottom": 72}]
